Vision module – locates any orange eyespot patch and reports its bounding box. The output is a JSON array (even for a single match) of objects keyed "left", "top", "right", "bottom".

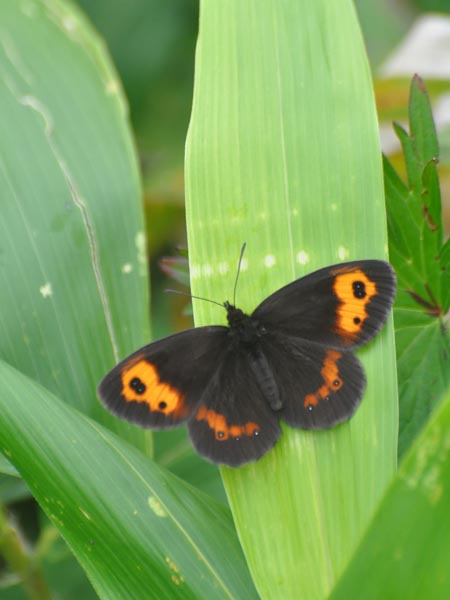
[
  {"left": 121, "top": 355, "right": 186, "bottom": 416},
  {"left": 196, "top": 405, "right": 260, "bottom": 441},
  {"left": 332, "top": 269, "right": 378, "bottom": 339},
  {"left": 304, "top": 350, "right": 343, "bottom": 409}
]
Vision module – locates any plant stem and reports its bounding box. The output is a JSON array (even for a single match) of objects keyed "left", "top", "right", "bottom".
[{"left": 0, "top": 502, "right": 52, "bottom": 600}]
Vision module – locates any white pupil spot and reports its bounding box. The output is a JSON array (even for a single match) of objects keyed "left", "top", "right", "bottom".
[{"left": 296, "top": 251, "right": 310, "bottom": 265}]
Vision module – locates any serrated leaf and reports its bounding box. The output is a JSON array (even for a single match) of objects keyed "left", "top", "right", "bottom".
[
  {"left": 385, "top": 77, "right": 450, "bottom": 457},
  {"left": 409, "top": 74, "right": 439, "bottom": 166},
  {"left": 0, "top": 362, "right": 257, "bottom": 600}
]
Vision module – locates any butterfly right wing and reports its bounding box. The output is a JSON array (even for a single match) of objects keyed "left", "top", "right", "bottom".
[{"left": 98, "top": 326, "right": 228, "bottom": 429}]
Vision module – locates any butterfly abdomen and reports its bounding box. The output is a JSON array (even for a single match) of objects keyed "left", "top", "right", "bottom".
[{"left": 248, "top": 349, "right": 282, "bottom": 411}]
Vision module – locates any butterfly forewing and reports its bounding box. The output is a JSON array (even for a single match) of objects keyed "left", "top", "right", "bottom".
[
  {"left": 253, "top": 260, "right": 396, "bottom": 349},
  {"left": 188, "top": 348, "right": 281, "bottom": 467},
  {"left": 98, "top": 326, "right": 228, "bottom": 429}
]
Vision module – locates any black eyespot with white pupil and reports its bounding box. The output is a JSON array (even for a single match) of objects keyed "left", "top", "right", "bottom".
[
  {"left": 130, "top": 377, "right": 146, "bottom": 395},
  {"left": 352, "top": 280, "right": 366, "bottom": 299}
]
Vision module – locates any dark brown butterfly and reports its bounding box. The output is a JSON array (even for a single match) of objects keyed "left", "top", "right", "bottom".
[{"left": 98, "top": 252, "right": 396, "bottom": 467}]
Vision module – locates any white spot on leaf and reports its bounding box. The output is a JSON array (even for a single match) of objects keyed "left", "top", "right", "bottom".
[
  {"left": 338, "top": 246, "right": 349, "bottom": 260},
  {"left": 264, "top": 255, "right": 276, "bottom": 268},
  {"left": 202, "top": 264, "right": 212, "bottom": 277},
  {"left": 296, "top": 251, "right": 309, "bottom": 265},
  {"left": 39, "top": 283, "right": 52, "bottom": 298},
  {"left": 148, "top": 496, "right": 167, "bottom": 518},
  {"left": 190, "top": 264, "right": 200, "bottom": 279},
  {"left": 135, "top": 231, "right": 147, "bottom": 275},
  {"left": 121, "top": 263, "right": 133, "bottom": 274},
  {"left": 218, "top": 262, "right": 229, "bottom": 275},
  {"left": 63, "top": 16, "right": 76, "bottom": 32},
  {"left": 240, "top": 258, "right": 248, "bottom": 272}
]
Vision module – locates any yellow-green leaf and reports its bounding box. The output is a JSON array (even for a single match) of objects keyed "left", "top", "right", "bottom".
[{"left": 185, "top": 1, "right": 398, "bottom": 597}]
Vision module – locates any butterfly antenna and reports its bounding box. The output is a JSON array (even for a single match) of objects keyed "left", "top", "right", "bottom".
[
  {"left": 233, "top": 243, "right": 247, "bottom": 306},
  {"left": 165, "top": 288, "right": 224, "bottom": 308}
]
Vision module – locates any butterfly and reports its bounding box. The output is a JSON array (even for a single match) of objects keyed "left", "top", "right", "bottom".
[{"left": 98, "top": 249, "right": 396, "bottom": 467}]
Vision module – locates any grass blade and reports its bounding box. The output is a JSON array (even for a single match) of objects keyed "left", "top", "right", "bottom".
[
  {"left": 330, "top": 384, "right": 450, "bottom": 600},
  {"left": 185, "top": 1, "right": 397, "bottom": 597},
  {"left": 0, "top": 361, "right": 258, "bottom": 600},
  {"left": 0, "top": 0, "right": 150, "bottom": 449}
]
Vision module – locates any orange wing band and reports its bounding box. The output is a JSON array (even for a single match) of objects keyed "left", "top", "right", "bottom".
[
  {"left": 121, "top": 356, "right": 186, "bottom": 416},
  {"left": 196, "top": 405, "right": 260, "bottom": 442},
  {"left": 304, "top": 350, "right": 343, "bottom": 409}
]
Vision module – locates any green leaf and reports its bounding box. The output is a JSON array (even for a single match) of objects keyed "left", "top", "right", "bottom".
[
  {"left": 0, "top": 0, "right": 151, "bottom": 451},
  {"left": 0, "top": 362, "right": 257, "bottom": 600},
  {"left": 330, "top": 384, "right": 450, "bottom": 600},
  {"left": 409, "top": 74, "right": 439, "bottom": 167},
  {"left": 385, "top": 77, "right": 450, "bottom": 457},
  {"left": 185, "top": 1, "right": 397, "bottom": 597}
]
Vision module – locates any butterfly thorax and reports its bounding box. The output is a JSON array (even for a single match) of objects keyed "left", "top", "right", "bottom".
[{"left": 224, "top": 302, "right": 265, "bottom": 346}]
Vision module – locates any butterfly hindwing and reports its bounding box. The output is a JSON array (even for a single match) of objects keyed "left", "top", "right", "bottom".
[
  {"left": 253, "top": 260, "right": 396, "bottom": 349},
  {"left": 188, "top": 347, "right": 281, "bottom": 467},
  {"left": 257, "top": 334, "right": 366, "bottom": 429},
  {"left": 98, "top": 326, "right": 228, "bottom": 429}
]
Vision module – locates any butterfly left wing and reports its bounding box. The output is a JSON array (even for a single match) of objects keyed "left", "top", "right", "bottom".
[
  {"left": 253, "top": 260, "right": 396, "bottom": 349},
  {"left": 188, "top": 347, "right": 282, "bottom": 467},
  {"left": 98, "top": 326, "right": 228, "bottom": 429}
]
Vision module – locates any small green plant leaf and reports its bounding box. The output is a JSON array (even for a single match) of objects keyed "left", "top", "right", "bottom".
[
  {"left": 385, "top": 76, "right": 450, "bottom": 457},
  {"left": 329, "top": 383, "right": 450, "bottom": 600}
]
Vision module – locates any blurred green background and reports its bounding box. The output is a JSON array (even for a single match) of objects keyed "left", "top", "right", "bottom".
[
  {"left": 75, "top": 0, "right": 450, "bottom": 313},
  {"left": 2, "top": 0, "right": 450, "bottom": 597}
]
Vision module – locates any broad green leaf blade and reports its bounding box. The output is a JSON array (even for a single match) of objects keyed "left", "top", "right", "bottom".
[
  {"left": 385, "top": 78, "right": 450, "bottom": 457},
  {"left": 0, "top": 0, "right": 149, "bottom": 447},
  {"left": 330, "top": 384, "right": 450, "bottom": 600},
  {"left": 185, "top": 1, "right": 397, "bottom": 598},
  {"left": 0, "top": 361, "right": 258, "bottom": 600}
]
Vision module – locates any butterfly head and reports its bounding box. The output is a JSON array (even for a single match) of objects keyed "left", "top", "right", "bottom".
[
  {"left": 224, "top": 301, "right": 245, "bottom": 326},
  {"left": 224, "top": 301, "right": 265, "bottom": 345}
]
